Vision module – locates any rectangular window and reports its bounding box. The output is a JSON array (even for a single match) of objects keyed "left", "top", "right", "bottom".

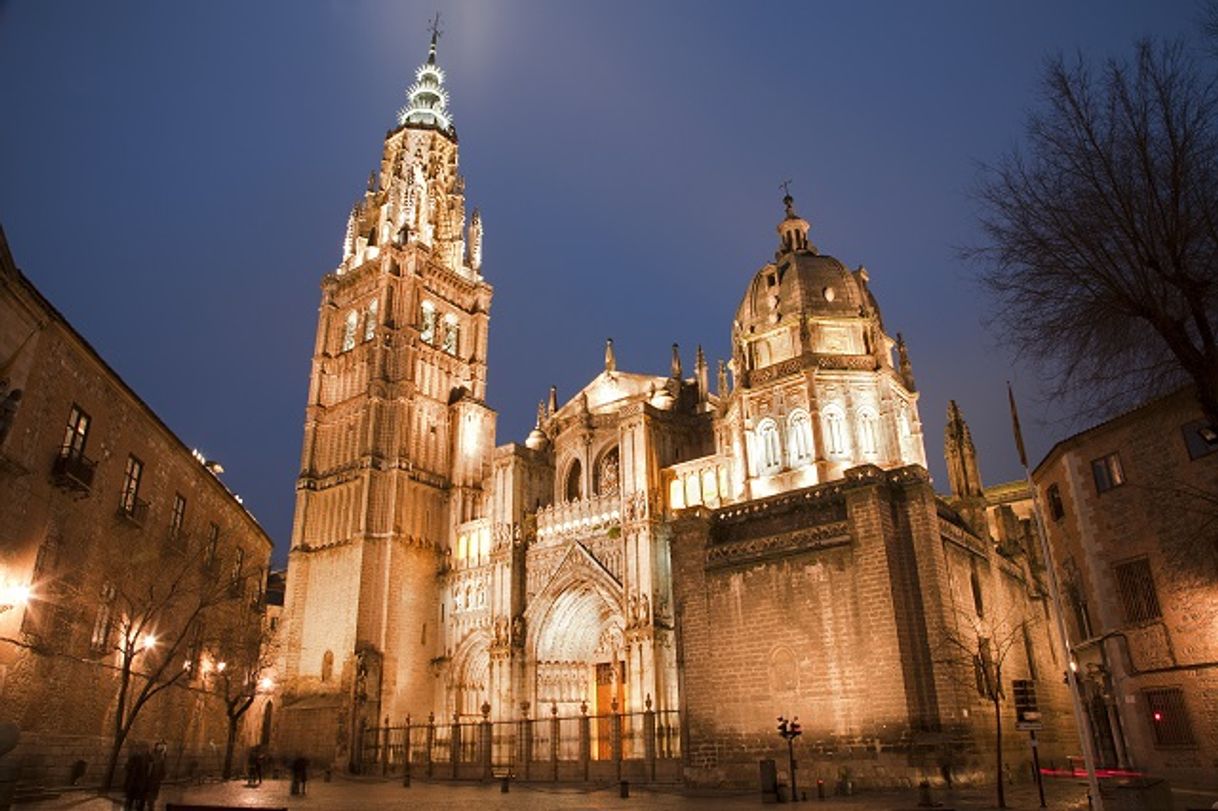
[
  {"left": 1181, "top": 419, "right": 1218, "bottom": 460},
  {"left": 1047, "top": 484, "right": 1065, "bottom": 521},
  {"left": 205, "top": 523, "right": 220, "bottom": 568},
  {"left": 169, "top": 493, "right": 186, "bottom": 538},
  {"left": 89, "top": 582, "right": 117, "bottom": 653},
  {"left": 1114, "top": 557, "right": 1162, "bottom": 624},
  {"left": 61, "top": 404, "right": 90, "bottom": 458},
  {"left": 1145, "top": 688, "right": 1195, "bottom": 747},
  {"left": 120, "top": 455, "right": 144, "bottom": 514},
  {"left": 1022, "top": 621, "right": 1039, "bottom": 681},
  {"left": 1091, "top": 452, "right": 1125, "bottom": 493},
  {"left": 230, "top": 547, "right": 245, "bottom": 592}
]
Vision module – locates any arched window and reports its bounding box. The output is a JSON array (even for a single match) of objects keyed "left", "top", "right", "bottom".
[
  {"left": 857, "top": 407, "right": 879, "bottom": 456},
  {"left": 321, "top": 650, "right": 334, "bottom": 683},
  {"left": 787, "top": 409, "right": 814, "bottom": 466},
  {"left": 822, "top": 405, "right": 849, "bottom": 457},
  {"left": 364, "top": 298, "right": 378, "bottom": 342},
  {"left": 595, "top": 446, "right": 620, "bottom": 496},
  {"left": 442, "top": 313, "right": 459, "bottom": 355},
  {"left": 341, "top": 311, "right": 358, "bottom": 352},
  {"left": 565, "top": 459, "right": 583, "bottom": 501},
  {"left": 757, "top": 418, "right": 782, "bottom": 474},
  {"left": 420, "top": 300, "right": 437, "bottom": 345}
]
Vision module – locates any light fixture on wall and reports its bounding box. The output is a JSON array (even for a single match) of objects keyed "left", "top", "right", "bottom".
[{"left": 0, "top": 577, "right": 30, "bottom": 613}]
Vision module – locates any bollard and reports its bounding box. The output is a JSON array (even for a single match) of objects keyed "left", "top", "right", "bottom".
[
  {"left": 403, "top": 764, "right": 411, "bottom": 788},
  {"left": 817, "top": 779, "right": 825, "bottom": 800},
  {"left": 620, "top": 779, "right": 629, "bottom": 798},
  {"left": 501, "top": 775, "right": 510, "bottom": 793},
  {"left": 918, "top": 779, "right": 933, "bottom": 807}
]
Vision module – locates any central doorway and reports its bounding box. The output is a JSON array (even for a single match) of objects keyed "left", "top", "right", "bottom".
[{"left": 595, "top": 660, "right": 626, "bottom": 759}]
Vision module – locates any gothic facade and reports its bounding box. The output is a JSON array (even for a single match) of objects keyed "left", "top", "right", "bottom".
[{"left": 276, "top": 37, "right": 1073, "bottom": 786}]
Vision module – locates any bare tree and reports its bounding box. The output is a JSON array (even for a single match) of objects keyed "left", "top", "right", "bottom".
[
  {"left": 204, "top": 588, "right": 276, "bottom": 780},
  {"left": 93, "top": 541, "right": 261, "bottom": 791},
  {"left": 970, "top": 39, "right": 1218, "bottom": 426},
  {"left": 936, "top": 605, "right": 1036, "bottom": 810}
]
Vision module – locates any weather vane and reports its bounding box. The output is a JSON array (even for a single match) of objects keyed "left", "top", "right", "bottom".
[
  {"left": 428, "top": 11, "right": 443, "bottom": 42},
  {"left": 779, "top": 179, "right": 793, "bottom": 197}
]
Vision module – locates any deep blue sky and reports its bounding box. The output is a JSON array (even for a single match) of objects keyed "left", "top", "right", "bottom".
[{"left": 0, "top": 2, "right": 1201, "bottom": 565}]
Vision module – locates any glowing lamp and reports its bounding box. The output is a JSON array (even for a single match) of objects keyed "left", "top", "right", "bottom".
[
  {"left": 1153, "top": 711, "right": 1163, "bottom": 722},
  {"left": 216, "top": 661, "right": 227, "bottom": 673},
  {"left": 141, "top": 633, "right": 157, "bottom": 651},
  {"left": 258, "top": 676, "right": 274, "bottom": 691}
]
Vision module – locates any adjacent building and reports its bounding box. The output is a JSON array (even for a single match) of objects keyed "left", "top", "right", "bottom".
[
  {"left": 275, "top": 34, "right": 1075, "bottom": 788},
  {"left": 0, "top": 226, "right": 274, "bottom": 787},
  {"left": 1033, "top": 387, "right": 1218, "bottom": 788}
]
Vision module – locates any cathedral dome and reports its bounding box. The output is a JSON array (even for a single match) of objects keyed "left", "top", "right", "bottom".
[
  {"left": 733, "top": 193, "right": 873, "bottom": 335},
  {"left": 735, "top": 251, "right": 867, "bottom": 333}
]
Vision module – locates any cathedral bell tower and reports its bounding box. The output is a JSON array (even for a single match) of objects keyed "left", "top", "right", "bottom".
[{"left": 278, "top": 26, "right": 496, "bottom": 767}]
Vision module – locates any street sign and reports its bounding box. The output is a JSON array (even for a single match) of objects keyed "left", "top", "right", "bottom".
[{"left": 1013, "top": 679, "right": 1043, "bottom": 731}]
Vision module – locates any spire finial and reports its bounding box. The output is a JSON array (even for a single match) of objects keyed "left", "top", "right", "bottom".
[
  {"left": 605, "top": 338, "right": 616, "bottom": 373},
  {"left": 780, "top": 179, "right": 795, "bottom": 218},
  {"left": 427, "top": 12, "right": 443, "bottom": 63},
  {"left": 670, "top": 343, "right": 682, "bottom": 379}
]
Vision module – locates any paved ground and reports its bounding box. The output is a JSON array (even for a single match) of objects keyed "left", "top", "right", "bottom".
[{"left": 18, "top": 774, "right": 1114, "bottom": 810}]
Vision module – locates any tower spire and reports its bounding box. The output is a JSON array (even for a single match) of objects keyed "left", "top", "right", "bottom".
[
  {"left": 604, "top": 338, "right": 616, "bottom": 374},
  {"left": 399, "top": 15, "right": 454, "bottom": 134},
  {"left": 776, "top": 180, "right": 814, "bottom": 255}
]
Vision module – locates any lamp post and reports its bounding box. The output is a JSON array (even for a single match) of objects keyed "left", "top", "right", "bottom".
[
  {"left": 777, "top": 715, "right": 802, "bottom": 802},
  {"left": 0, "top": 579, "right": 30, "bottom": 613}
]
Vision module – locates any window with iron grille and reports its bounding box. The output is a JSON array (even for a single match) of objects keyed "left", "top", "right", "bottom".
[
  {"left": 169, "top": 493, "right": 186, "bottom": 539},
  {"left": 1091, "top": 452, "right": 1125, "bottom": 493},
  {"left": 1145, "top": 688, "right": 1195, "bottom": 747},
  {"left": 89, "top": 582, "right": 117, "bottom": 653},
  {"left": 1181, "top": 419, "right": 1218, "bottom": 460},
  {"left": 205, "top": 523, "right": 220, "bottom": 568},
  {"left": 1022, "top": 621, "right": 1039, "bottom": 681},
  {"left": 120, "top": 455, "right": 143, "bottom": 513},
  {"left": 1114, "top": 557, "right": 1161, "bottom": 624},
  {"left": 1047, "top": 484, "right": 1065, "bottom": 521},
  {"left": 61, "top": 404, "right": 90, "bottom": 458}
]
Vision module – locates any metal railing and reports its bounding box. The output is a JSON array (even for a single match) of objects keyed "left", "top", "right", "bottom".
[
  {"left": 359, "top": 701, "right": 681, "bottom": 782},
  {"left": 51, "top": 447, "right": 96, "bottom": 492}
]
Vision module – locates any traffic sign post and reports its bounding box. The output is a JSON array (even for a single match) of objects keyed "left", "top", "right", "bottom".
[{"left": 1013, "top": 679, "right": 1046, "bottom": 808}]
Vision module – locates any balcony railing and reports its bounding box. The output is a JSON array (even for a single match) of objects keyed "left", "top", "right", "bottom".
[
  {"left": 51, "top": 448, "right": 96, "bottom": 493},
  {"left": 536, "top": 493, "right": 620, "bottom": 543},
  {"left": 117, "top": 496, "right": 150, "bottom": 526}
]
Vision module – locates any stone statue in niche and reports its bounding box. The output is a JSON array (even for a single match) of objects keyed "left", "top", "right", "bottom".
[
  {"left": 628, "top": 595, "right": 638, "bottom": 627},
  {"left": 511, "top": 615, "right": 525, "bottom": 647},
  {"left": 639, "top": 594, "right": 651, "bottom": 627}
]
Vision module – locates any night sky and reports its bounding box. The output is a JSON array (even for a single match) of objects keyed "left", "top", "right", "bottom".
[{"left": 0, "top": 2, "right": 1201, "bottom": 565}]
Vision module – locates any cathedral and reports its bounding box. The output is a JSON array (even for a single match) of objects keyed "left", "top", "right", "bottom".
[{"left": 277, "top": 33, "right": 1071, "bottom": 787}]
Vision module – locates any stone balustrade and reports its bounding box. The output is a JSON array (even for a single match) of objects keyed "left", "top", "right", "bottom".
[
  {"left": 665, "top": 454, "right": 735, "bottom": 512},
  {"left": 536, "top": 492, "right": 620, "bottom": 542}
]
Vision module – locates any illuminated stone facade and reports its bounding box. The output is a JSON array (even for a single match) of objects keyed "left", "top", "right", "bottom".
[
  {"left": 0, "top": 227, "right": 273, "bottom": 786},
  {"left": 1033, "top": 389, "right": 1218, "bottom": 789},
  {"left": 277, "top": 36, "right": 1075, "bottom": 786}
]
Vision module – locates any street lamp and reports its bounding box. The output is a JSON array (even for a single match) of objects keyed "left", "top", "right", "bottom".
[
  {"left": 777, "top": 715, "right": 802, "bottom": 802},
  {"left": 0, "top": 580, "right": 30, "bottom": 613}
]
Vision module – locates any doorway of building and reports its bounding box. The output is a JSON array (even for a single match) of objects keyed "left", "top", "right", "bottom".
[{"left": 595, "top": 661, "right": 626, "bottom": 759}]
